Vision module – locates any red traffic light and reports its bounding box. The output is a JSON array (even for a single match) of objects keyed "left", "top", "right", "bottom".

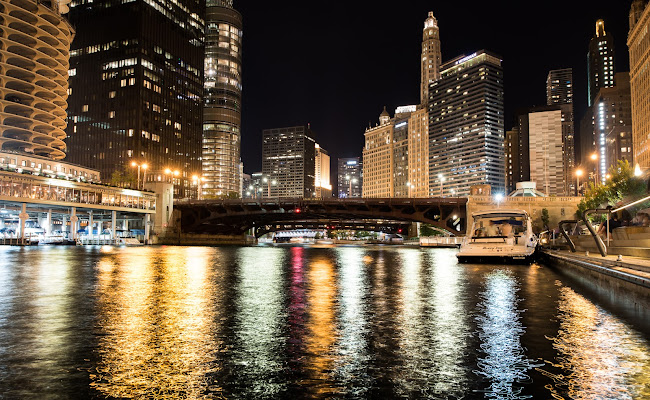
[{"left": 294, "top": 208, "right": 301, "bottom": 213}]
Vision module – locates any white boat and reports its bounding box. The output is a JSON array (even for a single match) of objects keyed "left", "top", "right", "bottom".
[{"left": 457, "top": 209, "right": 539, "bottom": 264}]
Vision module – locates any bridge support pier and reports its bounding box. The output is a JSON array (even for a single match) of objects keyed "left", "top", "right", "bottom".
[
  {"left": 70, "top": 207, "right": 78, "bottom": 241},
  {"left": 88, "top": 211, "right": 94, "bottom": 240},
  {"left": 46, "top": 209, "right": 52, "bottom": 236},
  {"left": 144, "top": 214, "right": 150, "bottom": 245},
  {"left": 18, "top": 203, "right": 27, "bottom": 241},
  {"left": 111, "top": 211, "right": 117, "bottom": 244}
]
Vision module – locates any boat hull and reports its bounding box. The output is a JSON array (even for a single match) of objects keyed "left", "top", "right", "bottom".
[{"left": 457, "top": 252, "right": 537, "bottom": 264}]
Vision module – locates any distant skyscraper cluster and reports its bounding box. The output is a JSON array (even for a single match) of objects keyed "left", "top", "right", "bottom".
[{"left": 362, "top": 13, "right": 504, "bottom": 198}]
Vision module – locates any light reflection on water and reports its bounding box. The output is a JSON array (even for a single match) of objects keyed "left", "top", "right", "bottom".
[
  {"left": 91, "top": 247, "right": 219, "bottom": 398},
  {"left": 474, "top": 270, "right": 540, "bottom": 399},
  {"left": 545, "top": 283, "right": 650, "bottom": 400},
  {"left": 0, "top": 245, "right": 648, "bottom": 399}
]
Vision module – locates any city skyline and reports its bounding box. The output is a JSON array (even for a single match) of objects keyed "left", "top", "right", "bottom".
[{"left": 234, "top": 1, "right": 632, "bottom": 175}]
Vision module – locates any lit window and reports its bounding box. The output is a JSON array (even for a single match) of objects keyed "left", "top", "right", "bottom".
[{"left": 82, "top": 104, "right": 88, "bottom": 112}]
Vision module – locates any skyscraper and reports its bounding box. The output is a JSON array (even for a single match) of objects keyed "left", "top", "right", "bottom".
[
  {"left": 528, "top": 108, "right": 565, "bottom": 196},
  {"left": 420, "top": 12, "right": 441, "bottom": 106},
  {"left": 65, "top": 0, "right": 204, "bottom": 198},
  {"left": 629, "top": 0, "right": 650, "bottom": 169},
  {"left": 429, "top": 51, "right": 505, "bottom": 197},
  {"left": 203, "top": 0, "right": 243, "bottom": 198},
  {"left": 337, "top": 157, "right": 362, "bottom": 198},
  {"left": 594, "top": 72, "right": 633, "bottom": 174},
  {"left": 588, "top": 19, "right": 616, "bottom": 107},
  {"left": 262, "top": 126, "right": 315, "bottom": 198},
  {"left": 314, "top": 144, "right": 331, "bottom": 198},
  {"left": 546, "top": 68, "right": 576, "bottom": 194}
]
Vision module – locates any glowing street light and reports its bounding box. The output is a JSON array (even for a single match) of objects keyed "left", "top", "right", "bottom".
[
  {"left": 192, "top": 174, "right": 206, "bottom": 200},
  {"left": 406, "top": 181, "right": 415, "bottom": 198},
  {"left": 438, "top": 173, "right": 445, "bottom": 197},
  {"left": 635, "top": 163, "right": 643, "bottom": 177},
  {"left": 495, "top": 193, "right": 504, "bottom": 208},
  {"left": 590, "top": 153, "right": 599, "bottom": 184},
  {"left": 575, "top": 169, "right": 584, "bottom": 196},
  {"left": 131, "top": 161, "right": 148, "bottom": 190}
]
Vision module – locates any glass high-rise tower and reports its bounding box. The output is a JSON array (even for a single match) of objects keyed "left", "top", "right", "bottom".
[
  {"left": 428, "top": 51, "right": 505, "bottom": 197},
  {"left": 202, "top": 0, "right": 243, "bottom": 198},
  {"left": 65, "top": 0, "right": 204, "bottom": 198},
  {"left": 588, "top": 19, "right": 615, "bottom": 107},
  {"left": 547, "top": 68, "right": 576, "bottom": 194}
]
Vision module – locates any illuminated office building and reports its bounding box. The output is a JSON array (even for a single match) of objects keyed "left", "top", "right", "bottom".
[
  {"left": 546, "top": 68, "right": 576, "bottom": 194},
  {"left": 314, "top": 144, "right": 331, "bottom": 198},
  {"left": 629, "top": 0, "right": 650, "bottom": 169},
  {"left": 588, "top": 19, "right": 616, "bottom": 107},
  {"left": 262, "top": 126, "right": 316, "bottom": 198},
  {"left": 362, "top": 108, "right": 410, "bottom": 198},
  {"left": 337, "top": 157, "right": 362, "bottom": 198},
  {"left": 65, "top": 0, "right": 204, "bottom": 198},
  {"left": 429, "top": 50, "right": 505, "bottom": 197},
  {"left": 203, "top": 0, "right": 242, "bottom": 197}
]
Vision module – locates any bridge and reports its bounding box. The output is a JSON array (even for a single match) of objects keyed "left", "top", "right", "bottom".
[{"left": 175, "top": 197, "right": 468, "bottom": 237}]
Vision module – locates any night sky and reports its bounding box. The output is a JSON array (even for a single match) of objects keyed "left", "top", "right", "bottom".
[{"left": 235, "top": 1, "right": 632, "bottom": 177}]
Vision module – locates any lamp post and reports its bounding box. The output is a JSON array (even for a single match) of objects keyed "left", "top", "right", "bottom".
[
  {"left": 406, "top": 182, "right": 414, "bottom": 198},
  {"left": 438, "top": 173, "right": 445, "bottom": 197},
  {"left": 262, "top": 177, "right": 276, "bottom": 197},
  {"left": 575, "top": 169, "right": 584, "bottom": 196},
  {"left": 635, "top": 163, "right": 643, "bottom": 177},
  {"left": 192, "top": 175, "right": 206, "bottom": 200},
  {"left": 131, "top": 161, "right": 148, "bottom": 190},
  {"left": 590, "top": 153, "right": 599, "bottom": 185}
]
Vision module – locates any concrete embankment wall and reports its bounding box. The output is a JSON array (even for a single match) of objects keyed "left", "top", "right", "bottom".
[
  {"left": 155, "top": 233, "right": 254, "bottom": 246},
  {"left": 540, "top": 251, "right": 650, "bottom": 317}
]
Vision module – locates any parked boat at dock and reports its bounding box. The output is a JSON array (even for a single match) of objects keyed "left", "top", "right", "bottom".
[{"left": 457, "top": 209, "right": 539, "bottom": 263}]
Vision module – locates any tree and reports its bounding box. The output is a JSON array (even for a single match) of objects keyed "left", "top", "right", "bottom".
[
  {"left": 109, "top": 168, "right": 137, "bottom": 188},
  {"left": 419, "top": 224, "right": 444, "bottom": 237},
  {"left": 576, "top": 160, "right": 648, "bottom": 219},
  {"left": 541, "top": 208, "right": 550, "bottom": 231}
]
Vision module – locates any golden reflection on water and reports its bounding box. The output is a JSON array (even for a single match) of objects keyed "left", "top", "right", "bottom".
[
  {"left": 546, "top": 284, "right": 650, "bottom": 399},
  {"left": 305, "top": 254, "right": 339, "bottom": 396},
  {"left": 91, "top": 247, "right": 219, "bottom": 399}
]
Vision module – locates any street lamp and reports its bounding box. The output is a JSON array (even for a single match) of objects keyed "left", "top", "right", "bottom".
[
  {"left": 406, "top": 181, "right": 415, "bottom": 197},
  {"left": 635, "top": 163, "right": 643, "bottom": 177},
  {"left": 438, "top": 173, "right": 445, "bottom": 197},
  {"left": 495, "top": 193, "right": 504, "bottom": 208},
  {"left": 192, "top": 174, "right": 206, "bottom": 200},
  {"left": 347, "top": 176, "right": 358, "bottom": 198},
  {"left": 131, "top": 161, "right": 148, "bottom": 190},
  {"left": 590, "top": 153, "right": 599, "bottom": 185},
  {"left": 575, "top": 169, "right": 584, "bottom": 196}
]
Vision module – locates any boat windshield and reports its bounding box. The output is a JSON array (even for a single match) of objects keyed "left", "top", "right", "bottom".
[{"left": 471, "top": 215, "right": 526, "bottom": 239}]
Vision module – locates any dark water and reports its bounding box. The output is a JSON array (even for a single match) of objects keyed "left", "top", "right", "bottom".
[{"left": 0, "top": 245, "right": 649, "bottom": 399}]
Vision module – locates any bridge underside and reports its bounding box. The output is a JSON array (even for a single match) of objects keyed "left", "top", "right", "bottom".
[{"left": 176, "top": 198, "right": 467, "bottom": 237}]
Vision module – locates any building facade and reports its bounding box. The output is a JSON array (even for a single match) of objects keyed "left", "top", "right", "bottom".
[
  {"left": 588, "top": 19, "right": 616, "bottom": 107},
  {"left": 594, "top": 72, "right": 633, "bottom": 174},
  {"left": 262, "top": 126, "right": 315, "bottom": 198},
  {"left": 202, "top": 0, "right": 242, "bottom": 198},
  {"left": 362, "top": 108, "right": 393, "bottom": 198},
  {"left": 314, "top": 144, "right": 331, "bottom": 198},
  {"left": 428, "top": 50, "right": 505, "bottom": 197},
  {"left": 407, "top": 107, "right": 429, "bottom": 197},
  {"left": 528, "top": 108, "right": 564, "bottom": 196},
  {"left": 337, "top": 157, "right": 362, "bottom": 198},
  {"left": 546, "top": 68, "right": 576, "bottom": 194},
  {"left": 629, "top": 0, "right": 650, "bottom": 169},
  {"left": 505, "top": 127, "right": 523, "bottom": 194},
  {"left": 420, "top": 11, "right": 441, "bottom": 105},
  {"left": 65, "top": 0, "right": 204, "bottom": 198}
]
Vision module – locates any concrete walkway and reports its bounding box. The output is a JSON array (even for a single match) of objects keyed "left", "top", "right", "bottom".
[{"left": 543, "top": 249, "right": 650, "bottom": 287}]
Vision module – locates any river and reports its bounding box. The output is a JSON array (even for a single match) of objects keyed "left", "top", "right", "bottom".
[{"left": 0, "top": 245, "right": 648, "bottom": 399}]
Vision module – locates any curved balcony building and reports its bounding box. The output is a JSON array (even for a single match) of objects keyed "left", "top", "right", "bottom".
[
  {"left": 0, "top": 0, "right": 73, "bottom": 160},
  {"left": 202, "top": 0, "right": 243, "bottom": 197}
]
